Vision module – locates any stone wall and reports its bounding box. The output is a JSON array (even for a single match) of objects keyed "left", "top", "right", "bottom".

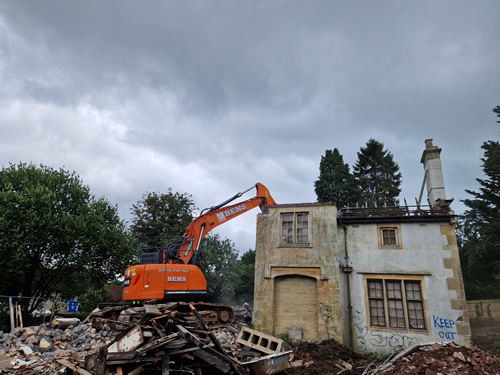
[
  {"left": 253, "top": 203, "right": 341, "bottom": 343},
  {"left": 467, "top": 300, "right": 500, "bottom": 321}
]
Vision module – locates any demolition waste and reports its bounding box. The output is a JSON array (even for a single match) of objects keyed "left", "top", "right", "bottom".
[{"left": 0, "top": 303, "right": 499, "bottom": 375}]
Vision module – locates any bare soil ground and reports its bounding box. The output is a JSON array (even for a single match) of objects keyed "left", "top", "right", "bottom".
[
  {"left": 286, "top": 320, "right": 500, "bottom": 375},
  {"left": 470, "top": 319, "right": 500, "bottom": 356}
]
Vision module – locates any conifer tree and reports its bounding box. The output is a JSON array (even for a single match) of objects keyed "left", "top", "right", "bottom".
[
  {"left": 352, "top": 139, "right": 402, "bottom": 207},
  {"left": 458, "top": 106, "right": 500, "bottom": 298},
  {"left": 314, "top": 148, "right": 355, "bottom": 208}
]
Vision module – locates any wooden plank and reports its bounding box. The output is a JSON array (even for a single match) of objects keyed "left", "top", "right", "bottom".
[
  {"left": 108, "top": 325, "right": 144, "bottom": 353},
  {"left": 106, "top": 352, "right": 137, "bottom": 361},
  {"left": 135, "top": 332, "right": 180, "bottom": 354},
  {"left": 175, "top": 324, "right": 204, "bottom": 348},
  {"left": 192, "top": 349, "right": 231, "bottom": 373},
  {"left": 56, "top": 359, "right": 93, "bottom": 375},
  {"left": 144, "top": 304, "right": 161, "bottom": 315},
  {"left": 128, "top": 365, "right": 145, "bottom": 375},
  {"left": 189, "top": 304, "right": 244, "bottom": 374}
]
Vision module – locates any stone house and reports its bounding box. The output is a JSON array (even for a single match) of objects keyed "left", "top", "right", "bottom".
[{"left": 253, "top": 140, "right": 471, "bottom": 355}]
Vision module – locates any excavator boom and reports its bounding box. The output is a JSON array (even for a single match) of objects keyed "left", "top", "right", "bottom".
[{"left": 122, "top": 183, "right": 275, "bottom": 302}]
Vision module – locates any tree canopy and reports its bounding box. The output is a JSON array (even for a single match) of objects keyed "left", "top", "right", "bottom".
[
  {"left": 314, "top": 148, "right": 355, "bottom": 208},
  {"left": 0, "top": 163, "right": 135, "bottom": 304},
  {"left": 233, "top": 249, "right": 256, "bottom": 305},
  {"left": 197, "top": 233, "right": 239, "bottom": 303},
  {"left": 458, "top": 107, "right": 500, "bottom": 299},
  {"left": 129, "top": 190, "right": 196, "bottom": 248},
  {"left": 352, "top": 138, "right": 402, "bottom": 207}
]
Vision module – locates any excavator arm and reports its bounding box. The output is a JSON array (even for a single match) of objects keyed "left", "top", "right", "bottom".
[
  {"left": 171, "top": 183, "right": 275, "bottom": 265},
  {"left": 123, "top": 182, "right": 275, "bottom": 302}
]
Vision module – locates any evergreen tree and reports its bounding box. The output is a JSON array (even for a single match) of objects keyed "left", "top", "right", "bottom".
[
  {"left": 314, "top": 148, "right": 355, "bottom": 208},
  {"left": 458, "top": 108, "right": 500, "bottom": 298},
  {"left": 352, "top": 139, "right": 402, "bottom": 207}
]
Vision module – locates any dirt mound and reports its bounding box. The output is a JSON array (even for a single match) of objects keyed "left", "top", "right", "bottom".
[
  {"left": 285, "top": 340, "right": 500, "bottom": 375},
  {"left": 383, "top": 343, "right": 500, "bottom": 375},
  {"left": 285, "top": 339, "right": 370, "bottom": 374}
]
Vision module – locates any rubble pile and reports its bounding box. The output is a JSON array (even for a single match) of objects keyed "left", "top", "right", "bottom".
[
  {"left": 285, "top": 340, "right": 500, "bottom": 375},
  {"left": 0, "top": 320, "right": 106, "bottom": 374},
  {"left": 0, "top": 303, "right": 289, "bottom": 374},
  {"left": 381, "top": 342, "right": 500, "bottom": 375}
]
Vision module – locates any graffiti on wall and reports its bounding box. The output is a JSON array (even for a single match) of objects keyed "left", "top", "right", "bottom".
[
  {"left": 432, "top": 315, "right": 457, "bottom": 340},
  {"left": 352, "top": 304, "right": 419, "bottom": 351}
]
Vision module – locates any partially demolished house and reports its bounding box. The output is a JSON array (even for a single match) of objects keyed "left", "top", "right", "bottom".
[{"left": 253, "top": 139, "right": 471, "bottom": 355}]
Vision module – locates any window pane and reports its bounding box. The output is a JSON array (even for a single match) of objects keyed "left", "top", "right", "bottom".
[
  {"left": 296, "top": 213, "right": 309, "bottom": 243},
  {"left": 381, "top": 228, "right": 397, "bottom": 246},
  {"left": 368, "top": 280, "right": 384, "bottom": 298},
  {"left": 386, "top": 280, "right": 402, "bottom": 299},
  {"left": 386, "top": 281, "right": 405, "bottom": 328},
  {"left": 368, "top": 280, "right": 386, "bottom": 326},
  {"left": 405, "top": 281, "right": 426, "bottom": 329},
  {"left": 281, "top": 214, "right": 294, "bottom": 243},
  {"left": 369, "top": 299, "right": 386, "bottom": 326},
  {"left": 388, "top": 300, "right": 405, "bottom": 328}
]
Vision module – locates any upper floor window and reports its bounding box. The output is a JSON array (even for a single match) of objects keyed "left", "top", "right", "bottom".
[
  {"left": 367, "top": 277, "right": 426, "bottom": 330},
  {"left": 281, "top": 212, "right": 309, "bottom": 245},
  {"left": 378, "top": 224, "right": 402, "bottom": 249}
]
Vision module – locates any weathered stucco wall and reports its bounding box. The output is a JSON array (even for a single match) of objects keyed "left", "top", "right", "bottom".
[
  {"left": 253, "top": 203, "right": 341, "bottom": 343},
  {"left": 340, "top": 220, "right": 471, "bottom": 355}
]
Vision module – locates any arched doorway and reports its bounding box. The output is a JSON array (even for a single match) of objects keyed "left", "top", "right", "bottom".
[{"left": 273, "top": 275, "right": 318, "bottom": 341}]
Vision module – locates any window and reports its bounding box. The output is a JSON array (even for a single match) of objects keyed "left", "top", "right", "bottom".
[
  {"left": 367, "top": 277, "right": 426, "bottom": 330},
  {"left": 377, "top": 224, "right": 402, "bottom": 249},
  {"left": 280, "top": 212, "right": 309, "bottom": 245}
]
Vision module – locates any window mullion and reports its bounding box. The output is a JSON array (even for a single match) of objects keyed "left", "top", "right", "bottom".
[{"left": 402, "top": 282, "right": 409, "bottom": 329}]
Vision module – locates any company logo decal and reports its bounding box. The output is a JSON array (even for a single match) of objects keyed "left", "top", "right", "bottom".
[{"left": 167, "top": 276, "right": 187, "bottom": 282}]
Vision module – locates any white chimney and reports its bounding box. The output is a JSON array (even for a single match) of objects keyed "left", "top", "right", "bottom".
[{"left": 420, "top": 139, "right": 448, "bottom": 208}]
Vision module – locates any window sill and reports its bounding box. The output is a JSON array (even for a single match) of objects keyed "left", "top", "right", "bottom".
[
  {"left": 278, "top": 243, "right": 312, "bottom": 249},
  {"left": 378, "top": 246, "right": 402, "bottom": 250},
  {"left": 368, "top": 325, "right": 428, "bottom": 334}
]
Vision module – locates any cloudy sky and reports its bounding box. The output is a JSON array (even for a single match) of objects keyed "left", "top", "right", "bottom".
[{"left": 1, "top": 1, "right": 499, "bottom": 254}]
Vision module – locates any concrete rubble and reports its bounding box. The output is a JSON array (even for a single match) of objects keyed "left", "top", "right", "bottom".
[{"left": 0, "top": 303, "right": 290, "bottom": 374}]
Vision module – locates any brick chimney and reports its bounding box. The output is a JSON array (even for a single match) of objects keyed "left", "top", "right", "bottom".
[{"left": 420, "top": 139, "right": 449, "bottom": 209}]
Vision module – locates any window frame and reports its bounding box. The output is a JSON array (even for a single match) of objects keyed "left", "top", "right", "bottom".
[
  {"left": 279, "top": 211, "right": 311, "bottom": 246},
  {"left": 377, "top": 224, "right": 402, "bottom": 249},
  {"left": 365, "top": 275, "right": 428, "bottom": 332}
]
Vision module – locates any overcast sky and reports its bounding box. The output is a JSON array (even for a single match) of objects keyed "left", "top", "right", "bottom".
[{"left": 1, "top": 1, "right": 499, "bottom": 254}]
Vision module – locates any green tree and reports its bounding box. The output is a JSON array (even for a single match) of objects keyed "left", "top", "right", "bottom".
[
  {"left": 130, "top": 190, "right": 196, "bottom": 248},
  {"left": 234, "top": 249, "right": 256, "bottom": 305},
  {"left": 458, "top": 110, "right": 500, "bottom": 299},
  {"left": 0, "top": 163, "right": 134, "bottom": 307},
  {"left": 197, "top": 234, "right": 239, "bottom": 304},
  {"left": 352, "top": 139, "right": 402, "bottom": 207},
  {"left": 314, "top": 148, "right": 355, "bottom": 208}
]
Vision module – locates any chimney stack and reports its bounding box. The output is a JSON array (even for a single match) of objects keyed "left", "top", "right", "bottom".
[{"left": 420, "top": 139, "right": 448, "bottom": 209}]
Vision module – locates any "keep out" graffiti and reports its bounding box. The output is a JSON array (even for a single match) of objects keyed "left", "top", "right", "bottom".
[{"left": 433, "top": 315, "right": 457, "bottom": 340}]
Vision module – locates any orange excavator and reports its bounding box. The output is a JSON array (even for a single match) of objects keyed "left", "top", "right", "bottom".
[{"left": 122, "top": 183, "right": 275, "bottom": 303}]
